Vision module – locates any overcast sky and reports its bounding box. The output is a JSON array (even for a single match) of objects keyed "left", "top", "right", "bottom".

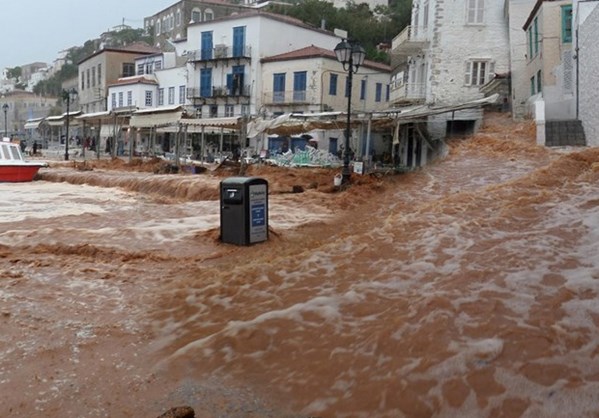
[{"left": 0, "top": 0, "right": 176, "bottom": 71}]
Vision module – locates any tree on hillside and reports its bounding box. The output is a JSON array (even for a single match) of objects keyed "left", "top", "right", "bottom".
[
  {"left": 268, "top": 0, "right": 412, "bottom": 63},
  {"left": 6, "top": 67, "right": 22, "bottom": 81}
]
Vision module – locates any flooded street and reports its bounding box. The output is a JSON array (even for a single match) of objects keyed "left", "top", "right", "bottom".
[{"left": 2, "top": 114, "right": 599, "bottom": 417}]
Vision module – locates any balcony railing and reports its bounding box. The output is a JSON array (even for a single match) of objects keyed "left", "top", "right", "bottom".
[
  {"left": 262, "top": 90, "right": 309, "bottom": 105},
  {"left": 187, "top": 84, "right": 251, "bottom": 99},
  {"left": 390, "top": 82, "right": 426, "bottom": 102},
  {"left": 187, "top": 45, "right": 252, "bottom": 62},
  {"left": 391, "top": 25, "right": 429, "bottom": 55}
]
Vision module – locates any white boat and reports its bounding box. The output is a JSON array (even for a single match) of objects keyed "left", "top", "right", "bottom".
[{"left": 0, "top": 137, "right": 48, "bottom": 182}]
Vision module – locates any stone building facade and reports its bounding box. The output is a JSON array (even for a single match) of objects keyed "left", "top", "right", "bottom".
[{"left": 143, "top": 0, "right": 249, "bottom": 48}]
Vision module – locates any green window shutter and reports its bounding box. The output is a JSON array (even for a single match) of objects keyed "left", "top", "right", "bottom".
[{"left": 562, "top": 5, "right": 572, "bottom": 43}]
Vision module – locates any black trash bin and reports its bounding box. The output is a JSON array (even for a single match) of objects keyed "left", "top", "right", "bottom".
[{"left": 220, "top": 177, "right": 269, "bottom": 245}]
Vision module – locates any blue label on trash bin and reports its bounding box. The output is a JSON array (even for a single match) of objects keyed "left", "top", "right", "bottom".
[
  {"left": 251, "top": 204, "right": 265, "bottom": 226},
  {"left": 249, "top": 183, "right": 268, "bottom": 243}
]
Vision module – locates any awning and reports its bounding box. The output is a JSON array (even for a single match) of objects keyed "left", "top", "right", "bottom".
[
  {"left": 129, "top": 106, "right": 184, "bottom": 128},
  {"left": 100, "top": 125, "right": 121, "bottom": 138},
  {"left": 179, "top": 116, "right": 241, "bottom": 128},
  {"left": 76, "top": 111, "right": 112, "bottom": 122},
  {"left": 24, "top": 118, "right": 45, "bottom": 129}
]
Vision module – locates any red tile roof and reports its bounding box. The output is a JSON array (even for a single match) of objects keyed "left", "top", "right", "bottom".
[{"left": 261, "top": 45, "right": 391, "bottom": 72}]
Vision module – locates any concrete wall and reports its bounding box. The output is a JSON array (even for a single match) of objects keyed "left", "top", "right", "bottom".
[
  {"left": 508, "top": 0, "right": 537, "bottom": 119},
  {"left": 578, "top": 3, "right": 599, "bottom": 146}
]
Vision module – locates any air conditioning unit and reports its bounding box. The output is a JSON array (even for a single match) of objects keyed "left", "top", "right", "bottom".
[{"left": 214, "top": 44, "right": 227, "bottom": 58}]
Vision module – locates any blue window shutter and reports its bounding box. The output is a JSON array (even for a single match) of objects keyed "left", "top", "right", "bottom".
[
  {"left": 273, "top": 73, "right": 285, "bottom": 102},
  {"left": 329, "top": 74, "right": 337, "bottom": 96},
  {"left": 200, "top": 68, "right": 212, "bottom": 97},
  {"left": 201, "top": 32, "right": 213, "bottom": 60},
  {"left": 233, "top": 26, "right": 245, "bottom": 57}
]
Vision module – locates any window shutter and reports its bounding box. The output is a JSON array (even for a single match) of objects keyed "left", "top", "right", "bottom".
[
  {"left": 464, "top": 61, "right": 472, "bottom": 86},
  {"left": 488, "top": 62, "right": 495, "bottom": 83},
  {"left": 477, "top": 0, "right": 484, "bottom": 23}
]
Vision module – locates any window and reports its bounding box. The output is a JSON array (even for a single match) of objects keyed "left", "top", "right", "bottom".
[
  {"left": 92, "top": 67, "right": 96, "bottom": 87},
  {"left": 200, "top": 68, "right": 212, "bottom": 97},
  {"left": 233, "top": 26, "right": 246, "bottom": 57},
  {"left": 241, "top": 104, "right": 249, "bottom": 115},
  {"left": 145, "top": 90, "right": 153, "bottom": 107},
  {"left": 210, "top": 105, "right": 218, "bottom": 118},
  {"left": 111, "top": 93, "right": 117, "bottom": 108},
  {"left": 86, "top": 69, "right": 90, "bottom": 89},
  {"left": 127, "top": 91, "right": 132, "bottom": 106},
  {"left": 530, "top": 75, "right": 536, "bottom": 96},
  {"left": 145, "top": 63, "right": 153, "bottom": 74},
  {"left": 562, "top": 5, "right": 572, "bottom": 43},
  {"left": 156, "top": 20, "right": 161, "bottom": 35},
  {"left": 225, "top": 104, "right": 234, "bottom": 117},
  {"left": 360, "top": 79, "right": 366, "bottom": 100},
  {"left": 204, "top": 9, "right": 214, "bottom": 21},
  {"left": 118, "top": 92, "right": 123, "bottom": 107},
  {"left": 464, "top": 60, "right": 494, "bottom": 86},
  {"left": 168, "top": 87, "right": 175, "bottom": 105},
  {"left": 375, "top": 83, "right": 382, "bottom": 102},
  {"left": 158, "top": 88, "right": 165, "bottom": 106},
  {"left": 528, "top": 28, "right": 533, "bottom": 59},
  {"left": 273, "top": 73, "right": 285, "bottom": 103},
  {"left": 201, "top": 31, "right": 213, "bottom": 60},
  {"left": 386, "top": 84, "right": 390, "bottom": 102},
  {"left": 466, "top": 0, "right": 484, "bottom": 25},
  {"left": 176, "top": 9, "right": 181, "bottom": 26},
  {"left": 329, "top": 73, "right": 338, "bottom": 96},
  {"left": 537, "top": 70, "right": 542, "bottom": 94},
  {"left": 123, "top": 63, "right": 135, "bottom": 77},
  {"left": 533, "top": 17, "right": 539, "bottom": 56},
  {"left": 137, "top": 63, "right": 144, "bottom": 75},
  {"left": 155, "top": 61, "right": 162, "bottom": 71},
  {"left": 293, "top": 71, "right": 307, "bottom": 102},
  {"left": 191, "top": 9, "right": 201, "bottom": 23},
  {"left": 179, "top": 85, "right": 186, "bottom": 104},
  {"left": 81, "top": 72, "right": 85, "bottom": 90},
  {"left": 97, "top": 64, "right": 102, "bottom": 86}
]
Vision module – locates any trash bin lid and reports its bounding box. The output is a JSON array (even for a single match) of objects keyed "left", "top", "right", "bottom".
[{"left": 221, "top": 176, "right": 268, "bottom": 185}]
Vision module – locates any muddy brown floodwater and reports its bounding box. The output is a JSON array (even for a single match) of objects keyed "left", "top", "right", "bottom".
[{"left": 2, "top": 113, "right": 599, "bottom": 418}]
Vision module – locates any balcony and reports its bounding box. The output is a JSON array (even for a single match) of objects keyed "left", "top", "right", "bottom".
[
  {"left": 390, "top": 81, "right": 426, "bottom": 104},
  {"left": 187, "top": 44, "right": 252, "bottom": 63},
  {"left": 391, "top": 25, "right": 430, "bottom": 56},
  {"left": 262, "top": 90, "right": 310, "bottom": 106},
  {"left": 187, "top": 84, "right": 251, "bottom": 103}
]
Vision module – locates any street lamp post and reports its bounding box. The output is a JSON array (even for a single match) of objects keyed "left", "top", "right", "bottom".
[
  {"left": 2, "top": 103, "right": 8, "bottom": 138},
  {"left": 334, "top": 38, "right": 365, "bottom": 185},
  {"left": 62, "top": 88, "right": 78, "bottom": 161}
]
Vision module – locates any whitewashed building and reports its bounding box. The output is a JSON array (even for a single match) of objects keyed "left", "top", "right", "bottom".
[
  {"left": 260, "top": 45, "right": 391, "bottom": 156},
  {"left": 390, "top": 0, "right": 510, "bottom": 139},
  {"left": 523, "top": 0, "right": 585, "bottom": 146},
  {"left": 506, "top": 0, "right": 537, "bottom": 119},
  {"left": 178, "top": 11, "right": 341, "bottom": 119}
]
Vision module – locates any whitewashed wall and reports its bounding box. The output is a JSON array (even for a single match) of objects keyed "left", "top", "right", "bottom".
[{"left": 578, "top": 4, "right": 599, "bottom": 146}]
